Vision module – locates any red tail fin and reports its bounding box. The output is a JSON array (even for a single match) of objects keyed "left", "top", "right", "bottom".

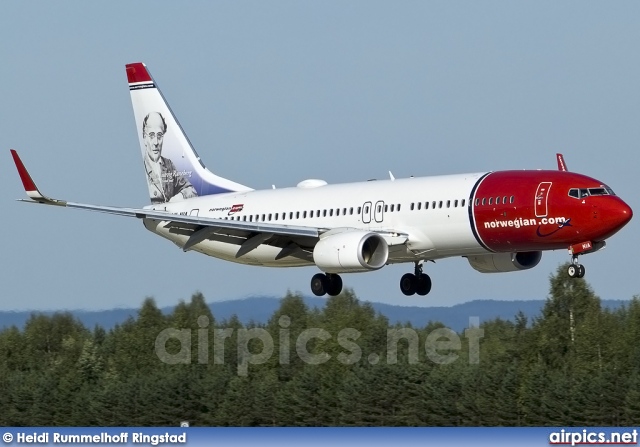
[{"left": 556, "top": 153, "right": 568, "bottom": 172}]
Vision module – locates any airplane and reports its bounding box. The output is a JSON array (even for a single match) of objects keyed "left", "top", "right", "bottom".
[{"left": 10, "top": 62, "right": 633, "bottom": 297}]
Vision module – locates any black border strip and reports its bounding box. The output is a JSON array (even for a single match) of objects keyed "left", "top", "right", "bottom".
[
  {"left": 468, "top": 172, "right": 494, "bottom": 252},
  {"left": 129, "top": 83, "right": 155, "bottom": 91}
]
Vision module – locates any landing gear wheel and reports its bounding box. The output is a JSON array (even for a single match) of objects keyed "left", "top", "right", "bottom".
[
  {"left": 311, "top": 273, "right": 343, "bottom": 296},
  {"left": 311, "top": 273, "right": 328, "bottom": 296},
  {"left": 326, "top": 274, "right": 343, "bottom": 296},
  {"left": 416, "top": 273, "right": 432, "bottom": 296},
  {"left": 400, "top": 273, "right": 417, "bottom": 296},
  {"left": 567, "top": 253, "right": 586, "bottom": 279},
  {"left": 567, "top": 263, "right": 586, "bottom": 279}
]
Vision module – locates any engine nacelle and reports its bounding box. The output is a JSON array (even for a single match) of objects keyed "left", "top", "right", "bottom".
[
  {"left": 313, "top": 231, "right": 389, "bottom": 273},
  {"left": 467, "top": 251, "right": 542, "bottom": 273}
]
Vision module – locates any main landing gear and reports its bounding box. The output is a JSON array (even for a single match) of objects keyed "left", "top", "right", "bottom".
[
  {"left": 567, "top": 257, "right": 586, "bottom": 279},
  {"left": 310, "top": 261, "right": 434, "bottom": 297},
  {"left": 400, "top": 262, "right": 432, "bottom": 296},
  {"left": 311, "top": 273, "right": 343, "bottom": 296}
]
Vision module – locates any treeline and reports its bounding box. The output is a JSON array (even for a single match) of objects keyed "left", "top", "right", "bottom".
[{"left": 1, "top": 263, "right": 639, "bottom": 426}]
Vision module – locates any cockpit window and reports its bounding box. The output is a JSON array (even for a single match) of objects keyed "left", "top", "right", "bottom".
[
  {"left": 588, "top": 188, "right": 607, "bottom": 196},
  {"left": 569, "top": 186, "right": 615, "bottom": 199},
  {"left": 569, "top": 188, "right": 602, "bottom": 199},
  {"left": 568, "top": 188, "right": 589, "bottom": 198}
]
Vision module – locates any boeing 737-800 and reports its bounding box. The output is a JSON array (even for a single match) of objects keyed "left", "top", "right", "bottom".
[{"left": 10, "top": 63, "right": 633, "bottom": 297}]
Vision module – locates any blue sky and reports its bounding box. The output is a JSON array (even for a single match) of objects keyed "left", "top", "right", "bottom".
[{"left": 1, "top": 2, "right": 638, "bottom": 311}]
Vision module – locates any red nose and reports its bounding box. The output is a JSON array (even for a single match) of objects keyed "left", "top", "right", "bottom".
[{"left": 608, "top": 200, "right": 633, "bottom": 233}]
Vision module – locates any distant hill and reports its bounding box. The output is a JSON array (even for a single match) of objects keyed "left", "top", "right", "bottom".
[{"left": 0, "top": 297, "right": 630, "bottom": 332}]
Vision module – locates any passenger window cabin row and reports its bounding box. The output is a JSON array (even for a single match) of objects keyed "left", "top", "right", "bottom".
[
  {"left": 224, "top": 206, "right": 364, "bottom": 223},
  {"left": 221, "top": 197, "right": 470, "bottom": 223},
  {"left": 475, "top": 196, "right": 515, "bottom": 206},
  {"left": 224, "top": 187, "right": 613, "bottom": 223},
  {"left": 409, "top": 199, "right": 467, "bottom": 210},
  {"left": 475, "top": 185, "right": 616, "bottom": 207}
]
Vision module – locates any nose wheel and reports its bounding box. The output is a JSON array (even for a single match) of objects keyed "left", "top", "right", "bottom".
[
  {"left": 310, "top": 273, "right": 343, "bottom": 296},
  {"left": 567, "top": 257, "right": 586, "bottom": 279},
  {"left": 400, "top": 262, "right": 432, "bottom": 296}
]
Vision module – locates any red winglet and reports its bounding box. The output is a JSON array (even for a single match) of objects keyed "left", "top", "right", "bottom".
[
  {"left": 556, "top": 153, "right": 568, "bottom": 172},
  {"left": 10, "top": 149, "right": 38, "bottom": 193},
  {"left": 126, "top": 62, "right": 152, "bottom": 84}
]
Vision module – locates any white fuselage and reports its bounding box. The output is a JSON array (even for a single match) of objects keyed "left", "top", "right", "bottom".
[{"left": 142, "top": 172, "right": 492, "bottom": 267}]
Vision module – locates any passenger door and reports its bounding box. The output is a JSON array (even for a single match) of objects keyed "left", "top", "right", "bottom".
[
  {"left": 374, "top": 200, "right": 385, "bottom": 223},
  {"left": 362, "top": 201, "right": 372, "bottom": 224},
  {"left": 534, "top": 182, "right": 552, "bottom": 218}
]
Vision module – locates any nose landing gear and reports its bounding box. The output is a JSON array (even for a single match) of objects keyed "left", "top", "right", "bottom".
[
  {"left": 566, "top": 241, "right": 603, "bottom": 279},
  {"left": 400, "top": 261, "right": 432, "bottom": 296},
  {"left": 567, "top": 257, "right": 586, "bottom": 279}
]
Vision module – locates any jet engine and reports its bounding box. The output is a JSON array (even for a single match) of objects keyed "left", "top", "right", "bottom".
[
  {"left": 467, "top": 251, "right": 542, "bottom": 273},
  {"left": 313, "top": 231, "right": 389, "bottom": 273}
]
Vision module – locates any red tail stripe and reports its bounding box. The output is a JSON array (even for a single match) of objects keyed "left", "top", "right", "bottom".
[{"left": 126, "top": 62, "right": 152, "bottom": 84}]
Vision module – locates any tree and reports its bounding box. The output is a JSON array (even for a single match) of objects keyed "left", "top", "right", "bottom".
[
  {"left": 533, "top": 263, "right": 601, "bottom": 369},
  {"left": 266, "top": 291, "right": 310, "bottom": 381}
]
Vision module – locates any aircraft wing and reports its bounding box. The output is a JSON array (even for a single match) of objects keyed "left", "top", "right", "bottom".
[{"left": 11, "top": 150, "right": 407, "bottom": 260}]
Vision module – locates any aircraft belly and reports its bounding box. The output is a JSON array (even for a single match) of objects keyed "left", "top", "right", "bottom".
[
  {"left": 431, "top": 223, "right": 483, "bottom": 256},
  {"left": 403, "top": 215, "right": 484, "bottom": 259}
]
